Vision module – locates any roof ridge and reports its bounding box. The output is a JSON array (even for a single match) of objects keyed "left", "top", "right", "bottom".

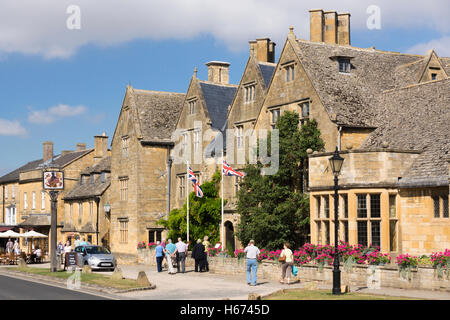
[
  {"left": 132, "top": 88, "right": 185, "bottom": 95},
  {"left": 383, "top": 77, "right": 450, "bottom": 94},
  {"left": 198, "top": 80, "right": 238, "bottom": 88},
  {"left": 295, "top": 38, "right": 426, "bottom": 57},
  {"left": 257, "top": 61, "right": 277, "bottom": 66}
]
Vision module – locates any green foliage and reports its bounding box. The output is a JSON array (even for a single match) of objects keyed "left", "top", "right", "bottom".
[
  {"left": 158, "top": 177, "right": 222, "bottom": 248},
  {"left": 236, "top": 111, "right": 324, "bottom": 250}
]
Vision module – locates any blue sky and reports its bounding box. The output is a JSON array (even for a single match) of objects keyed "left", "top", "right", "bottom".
[{"left": 0, "top": 0, "right": 449, "bottom": 176}]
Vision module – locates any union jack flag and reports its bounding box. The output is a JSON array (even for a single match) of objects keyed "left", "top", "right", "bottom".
[
  {"left": 188, "top": 166, "right": 203, "bottom": 198},
  {"left": 222, "top": 160, "right": 245, "bottom": 177}
]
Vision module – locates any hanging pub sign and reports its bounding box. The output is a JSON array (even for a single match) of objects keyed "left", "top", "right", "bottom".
[{"left": 43, "top": 170, "right": 64, "bottom": 190}]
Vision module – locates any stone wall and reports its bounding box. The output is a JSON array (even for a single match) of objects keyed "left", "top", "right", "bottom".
[{"left": 135, "top": 249, "right": 450, "bottom": 291}]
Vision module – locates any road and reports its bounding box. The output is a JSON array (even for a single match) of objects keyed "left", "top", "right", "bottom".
[{"left": 0, "top": 274, "right": 111, "bottom": 300}]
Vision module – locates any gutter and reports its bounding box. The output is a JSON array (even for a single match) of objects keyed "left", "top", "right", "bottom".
[{"left": 95, "top": 197, "right": 100, "bottom": 245}]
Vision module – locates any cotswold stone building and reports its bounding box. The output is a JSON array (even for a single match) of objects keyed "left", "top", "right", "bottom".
[
  {"left": 109, "top": 86, "right": 184, "bottom": 262},
  {"left": 63, "top": 134, "right": 111, "bottom": 248},
  {"left": 0, "top": 140, "right": 98, "bottom": 254}
]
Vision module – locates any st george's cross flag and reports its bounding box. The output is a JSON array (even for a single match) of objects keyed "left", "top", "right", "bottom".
[
  {"left": 188, "top": 166, "right": 203, "bottom": 198},
  {"left": 222, "top": 160, "right": 245, "bottom": 177}
]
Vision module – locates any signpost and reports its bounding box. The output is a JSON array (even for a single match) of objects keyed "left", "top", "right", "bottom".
[{"left": 43, "top": 170, "right": 64, "bottom": 272}]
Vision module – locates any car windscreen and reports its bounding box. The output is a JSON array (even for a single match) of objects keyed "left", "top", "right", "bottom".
[{"left": 85, "top": 247, "right": 111, "bottom": 255}]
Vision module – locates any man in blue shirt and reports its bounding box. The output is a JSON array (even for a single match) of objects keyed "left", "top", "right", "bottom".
[
  {"left": 164, "top": 239, "right": 176, "bottom": 274},
  {"left": 155, "top": 241, "right": 164, "bottom": 272}
]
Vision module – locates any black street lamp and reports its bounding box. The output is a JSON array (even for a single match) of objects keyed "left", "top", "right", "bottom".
[{"left": 329, "top": 147, "right": 344, "bottom": 295}]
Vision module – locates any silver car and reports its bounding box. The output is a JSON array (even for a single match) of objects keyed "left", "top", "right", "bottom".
[{"left": 75, "top": 245, "right": 117, "bottom": 271}]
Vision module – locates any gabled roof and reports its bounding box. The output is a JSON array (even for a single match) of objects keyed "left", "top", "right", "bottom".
[
  {"left": 292, "top": 39, "right": 426, "bottom": 127},
  {"left": 0, "top": 150, "right": 93, "bottom": 184},
  {"left": 131, "top": 88, "right": 185, "bottom": 143},
  {"left": 198, "top": 81, "right": 237, "bottom": 131},
  {"left": 362, "top": 79, "right": 450, "bottom": 186},
  {"left": 258, "top": 62, "right": 276, "bottom": 88},
  {"left": 64, "top": 157, "right": 111, "bottom": 200}
]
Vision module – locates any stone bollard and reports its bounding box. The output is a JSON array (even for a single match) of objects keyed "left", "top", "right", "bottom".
[
  {"left": 248, "top": 293, "right": 261, "bottom": 300},
  {"left": 136, "top": 271, "right": 151, "bottom": 287},
  {"left": 82, "top": 265, "right": 92, "bottom": 274},
  {"left": 341, "top": 285, "right": 350, "bottom": 293},
  {"left": 111, "top": 268, "right": 124, "bottom": 280}
]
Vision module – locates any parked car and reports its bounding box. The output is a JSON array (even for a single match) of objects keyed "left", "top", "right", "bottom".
[{"left": 74, "top": 245, "right": 116, "bottom": 271}]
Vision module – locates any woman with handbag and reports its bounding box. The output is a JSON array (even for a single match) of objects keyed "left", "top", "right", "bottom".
[{"left": 279, "top": 242, "right": 294, "bottom": 285}]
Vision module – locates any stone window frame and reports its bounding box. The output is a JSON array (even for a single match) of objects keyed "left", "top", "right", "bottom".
[
  {"left": 12, "top": 185, "right": 15, "bottom": 199},
  {"left": 234, "top": 175, "right": 243, "bottom": 197},
  {"left": 236, "top": 125, "right": 244, "bottom": 149},
  {"left": 78, "top": 202, "right": 83, "bottom": 222},
  {"left": 299, "top": 99, "right": 311, "bottom": 126},
  {"left": 269, "top": 108, "right": 280, "bottom": 129},
  {"left": 119, "top": 218, "right": 129, "bottom": 244},
  {"left": 32, "top": 191, "right": 36, "bottom": 210},
  {"left": 282, "top": 61, "right": 295, "bottom": 82},
  {"left": 121, "top": 135, "right": 130, "bottom": 158},
  {"left": 433, "top": 194, "right": 449, "bottom": 219},
  {"left": 314, "top": 194, "right": 338, "bottom": 245},
  {"left": 177, "top": 174, "right": 186, "bottom": 199},
  {"left": 193, "top": 130, "right": 201, "bottom": 154},
  {"left": 24, "top": 192, "right": 28, "bottom": 210},
  {"left": 187, "top": 98, "right": 197, "bottom": 115},
  {"left": 243, "top": 82, "right": 256, "bottom": 103},
  {"left": 119, "top": 177, "right": 129, "bottom": 201},
  {"left": 356, "top": 193, "right": 383, "bottom": 249},
  {"left": 388, "top": 193, "right": 398, "bottom": 252},
  {"left": 89, "top": 201, "right": 94, "bottom": 222},
  {"left": 41, "top": 191, "right": 45, "bottom": 210}
]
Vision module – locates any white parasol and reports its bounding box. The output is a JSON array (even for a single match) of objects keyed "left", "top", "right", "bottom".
[
  {"left": 0, "top": 230, "right": 23, "bottom": 238},
  {"left": 21, "top": 231, "right": 48, "bottom": 238}
]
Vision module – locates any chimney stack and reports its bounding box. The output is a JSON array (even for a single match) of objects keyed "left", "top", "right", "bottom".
[
  {"left": 309, "top": 9, "right": 350, "bottom": 45},
  {"left": 249, "top": 38, "right": 276, "bottom": 63},
  {"left": 94, "top": 133, "right": 109, "bottom": 163},
  {"left": 205, "top": 61, "right": 230, "bottom": 84},
  {"left": 76, "top": 143, "right": 87, "bottom": 152},
  {"left": 43, "top": 141, "right": 54, "bottom": 163}
]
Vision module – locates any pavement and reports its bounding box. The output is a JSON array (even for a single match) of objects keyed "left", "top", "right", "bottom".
[{"left": 2, "top": 262, "right": 450, "bottom": 300}]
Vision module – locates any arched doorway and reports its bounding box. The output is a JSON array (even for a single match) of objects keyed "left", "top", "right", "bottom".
[{"left": 224, "top": 221, "right": 235, "bottom": 252}]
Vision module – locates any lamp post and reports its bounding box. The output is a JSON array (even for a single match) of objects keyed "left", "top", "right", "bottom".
[{"left": 329, "top": 147, "right": 344, "bottom": 295}]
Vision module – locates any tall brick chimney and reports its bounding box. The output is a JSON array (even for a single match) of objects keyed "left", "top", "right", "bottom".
[
  {"left": 94, "top": 133, "right": 108, "bottom": 163},
  {"left": 249, "top": 38, "right": 276, "bottom": 63},
  {"left": 309, "top": 9, "right": 350, "bottom": 45},
  {"left": 205, "top": 61, "right": 230, "bottom": 84},
  {"left": 43, "top": 141, "right": 54, "bottom": 163}
]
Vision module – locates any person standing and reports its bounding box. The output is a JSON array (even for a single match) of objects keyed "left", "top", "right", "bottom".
[
  {"left": 56, "top": 241, "right": 63, "bottom": 265},
  {"left": 63, "top": 241, "right": 72, "bottom": 265},
  {"left": 244, "top": 240, "right": 260, "bottom": 286},
  {"left": 164, "top": 239, "right": 176, "bottom": 275},
  {"left": 175, "top": 238, "right": 187, "bottom": 273},
  {"left": 6, "top": 238, "right": 13, "bottom": 254},
  {"left": 279, "top": 242, "right": 294, "bottom": 285},
  {"left": 155, "top": 241, "right": 164, "bottom": 272},
  {"left": 79, "top": 237, "right": 88, "bottom": 246},
  {"left": 202, "top": 236, "right": 211, "bottom": 272},
  {"left": 13, "top": 240, "right": 20, "bottom": 255},
  {"left": 192, "top": 239, "right": 206, "bottom": 272},
  {"left": 74, "top": 236, "right": 81, "bottom": 248}
]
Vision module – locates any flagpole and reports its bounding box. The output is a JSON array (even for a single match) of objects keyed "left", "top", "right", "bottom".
[
  {"left": 186, "top": 161, "right": 189, "bottom": 243},
  {"left": 221, "top": 155, "right": 224, "bottom": 251}
]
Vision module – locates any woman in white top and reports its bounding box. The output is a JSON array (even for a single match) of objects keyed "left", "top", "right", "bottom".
[{"left": 279, "top": 242, "right": 294, "bottom": 285}]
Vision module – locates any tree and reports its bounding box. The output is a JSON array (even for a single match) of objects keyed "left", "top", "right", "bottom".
[
  {"left": 235, "top": 111, "right": 324, "bottom": 250},
  {"left": 158, "top": 171, "right": 222, "bottom": 248}
]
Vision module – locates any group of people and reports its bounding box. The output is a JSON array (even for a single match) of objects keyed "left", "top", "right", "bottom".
[
  {"left": 154, "top": 236, "right": 211, "bottom": 274},
  {"left": 5, "top": 238, "right": 42, "bottom": 263},
  {"left": 244, "top": 240, "right": 295, "bottom": 286},
  {"left": 56, "top": 236, "right": 91, "bottom": 265}
]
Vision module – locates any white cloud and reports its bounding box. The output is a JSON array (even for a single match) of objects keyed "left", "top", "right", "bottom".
[
  {"left": 0, "top": 0, "right": 448, "bottom": 58},
  {"left": 28, "top": 104, "right": 87, "bottom": 124},
  {"left": 0, "top": 118, "right": 27, "bottom": 137},
  {"left": 407, "top": 36, "right": 450, "bottom": 57}
]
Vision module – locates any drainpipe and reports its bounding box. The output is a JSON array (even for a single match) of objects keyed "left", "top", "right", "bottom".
[
  {"left": 2, "top": 185, "right": 4, "bottom": 224},
  {"left": 95, "top": 197, "right": 100, "bottom": 245},
  {"left": 167, "top": 148, "right": 173, "bottom": 216},
  {"left": 337, "top": 126, "right": 342, "bottom": 151}
]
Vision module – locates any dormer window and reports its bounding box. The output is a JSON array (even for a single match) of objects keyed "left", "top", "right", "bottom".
[
  {"left": 338, "top": 58, "right": 351, "bottom": 73},
  {"left": 431, "top": 73, "right": 437, "bottom": 80}
]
